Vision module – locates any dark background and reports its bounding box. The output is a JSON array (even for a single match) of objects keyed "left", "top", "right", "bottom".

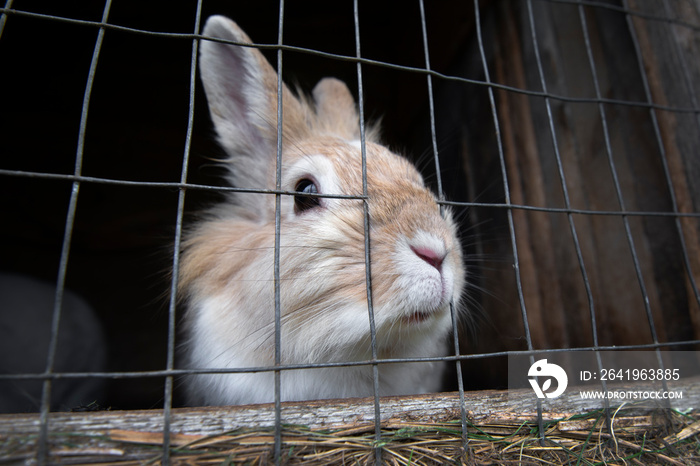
[{"left": 0, "top": 1, "right": 487, "bottom": 409}]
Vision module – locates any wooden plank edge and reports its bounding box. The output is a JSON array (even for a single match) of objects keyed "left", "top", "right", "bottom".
[{"left": 0, "top": 377, "right": 698, "bottom": 437}]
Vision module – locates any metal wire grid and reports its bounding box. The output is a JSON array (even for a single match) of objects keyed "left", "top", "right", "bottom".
[{"left": 1, "top": 0, "right": 700, "bottom": 464}]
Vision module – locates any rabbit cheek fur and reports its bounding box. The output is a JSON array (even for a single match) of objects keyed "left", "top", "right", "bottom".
[{"left": 180, "top": 15, "right": 465, "bottom": 406}]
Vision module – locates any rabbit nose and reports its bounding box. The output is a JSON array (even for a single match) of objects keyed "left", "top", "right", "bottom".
[{"left": 411, "top": 246, "right": 445, "bottom": 270}]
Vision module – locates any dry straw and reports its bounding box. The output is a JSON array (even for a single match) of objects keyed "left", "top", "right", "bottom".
[{"left": 1, "top": 402, "right": 698, "bottom": 464}]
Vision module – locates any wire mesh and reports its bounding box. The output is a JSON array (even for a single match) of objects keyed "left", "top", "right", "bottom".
[
  {"left": 351, "top": 1, "right": 384, "bottom": 463},
  {"left": 1, "top": 0, "right": 699, "bottom": 464}
]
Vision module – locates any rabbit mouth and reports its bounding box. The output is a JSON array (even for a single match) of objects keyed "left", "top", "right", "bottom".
[{"left": 402, "top": 310, "right": 434, "bottom": 325}]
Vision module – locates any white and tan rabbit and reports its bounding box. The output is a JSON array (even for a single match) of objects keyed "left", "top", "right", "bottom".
[{"left": 180, "top": 15, "right": 465, "bottom": 406}]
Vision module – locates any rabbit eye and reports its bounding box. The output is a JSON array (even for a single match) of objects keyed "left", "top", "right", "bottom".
[{"left": 294, "top": 178, "right": 321, "bottom": 213}]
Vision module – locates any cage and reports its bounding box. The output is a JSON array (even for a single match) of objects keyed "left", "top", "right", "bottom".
[{"left": 1, "top": 0, "right": 700, "bottom": 464}]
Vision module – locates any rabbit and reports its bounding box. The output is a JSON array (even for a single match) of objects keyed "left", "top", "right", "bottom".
[
  {"left": 180, "top": 15, "right": 465, "bottom": 406},
  {"left": 0, "top": 273, "right": 106, "bottom": 413}
]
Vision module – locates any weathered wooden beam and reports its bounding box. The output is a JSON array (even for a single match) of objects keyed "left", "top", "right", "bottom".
[{"left": 1, "top": 378, "right": 697, "bottom": 437}]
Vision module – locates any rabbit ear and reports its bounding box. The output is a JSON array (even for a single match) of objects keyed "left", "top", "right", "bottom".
[
  {"left": 199, "top": 16, "right": 310, "bottom": 189},
  {"left": 312, "top": 78, "right": 360, "bottom": 140}
]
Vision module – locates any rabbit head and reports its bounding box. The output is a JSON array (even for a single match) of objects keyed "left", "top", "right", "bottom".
[{"left": 181, "top": 15, "right": 465, "bottom": 405}]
